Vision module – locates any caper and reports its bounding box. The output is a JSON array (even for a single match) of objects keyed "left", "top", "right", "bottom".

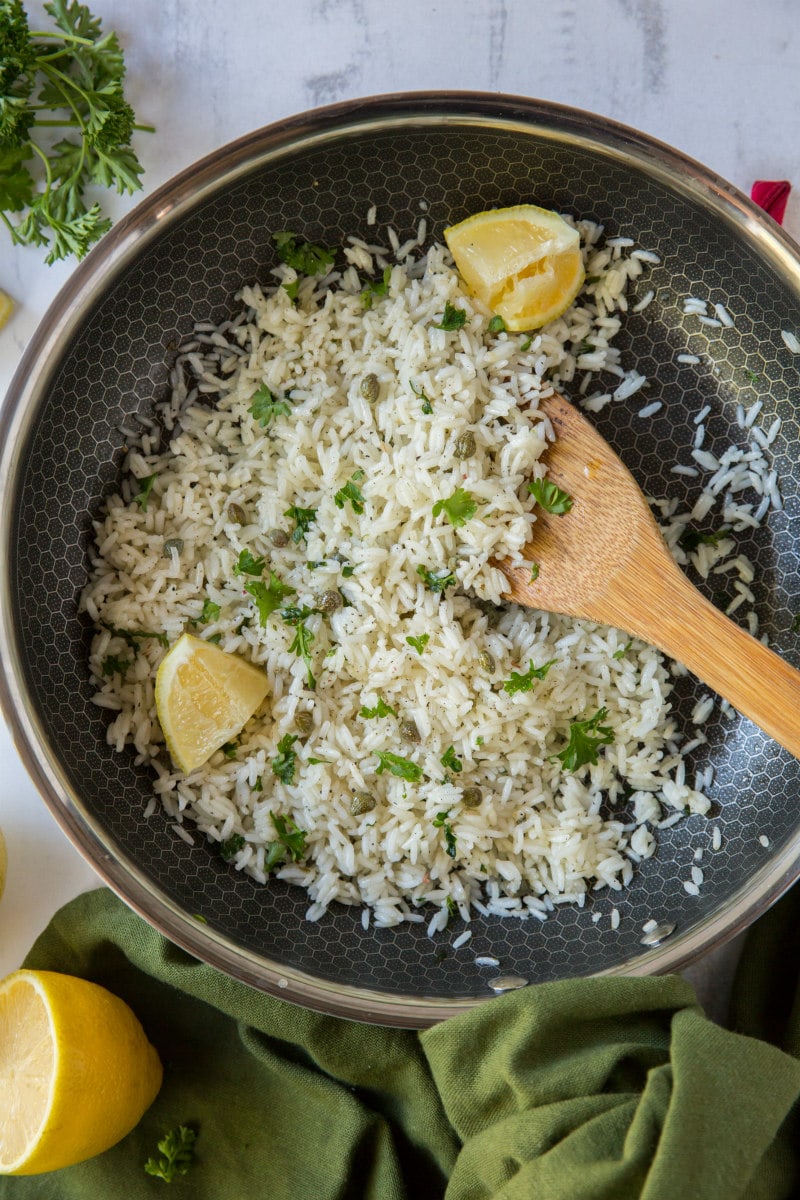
[
  {"left": 315, "top": 589, "right": 342, "bottom": 614},
  {"left": 227, "top": 502, "right": 247, "bottom": 525},
  {"left": 453, "top": 430, "right": 476, "bottom": 460},
  {"left": 295, "top": 710, "right": 314, "bottom": 736},
  {"left": 351, "top": 791, "right": 377, "bottom": 816},
  {"left": 461, "top": 786, "right": 483, "bottom": 808},
  {"left": 268, "top": 528, "right": 289, "bottom": 548},
  {"left": 399, "top": 718, "right": 421, "bottom": 744},
  {"left": 478, "top": 649, "right": 495, "bottom": 673},
  {"left": 360, "top": 373, "right": 380, "bottom": 402},
  {"left": 163, "top": 537, "right": 184, "bottom": 556}
]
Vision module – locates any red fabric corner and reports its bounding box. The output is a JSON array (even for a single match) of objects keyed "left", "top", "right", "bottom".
[{"left": 751, "top": 180, "right": 791, "bottom": 225}]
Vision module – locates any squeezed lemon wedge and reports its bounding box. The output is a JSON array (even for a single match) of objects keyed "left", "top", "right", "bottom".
[
  {"left": 0, "top": 969, "right": 162, "bottom": 1175},
  {"left": 444, "top": 204, "right": 584, "bottom": 331},
  {"left": 155, "top": 633, "right": 269, "bottom": 774}
]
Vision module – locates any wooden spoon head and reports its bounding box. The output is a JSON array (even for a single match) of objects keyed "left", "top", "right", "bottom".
[{"left": 496, "top": 391, "right": 667, "bottom": 628}]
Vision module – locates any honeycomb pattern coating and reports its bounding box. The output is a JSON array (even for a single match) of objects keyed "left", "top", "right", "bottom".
[{"left": 7, "top": 112, "right": 800, "bottom": 1016}]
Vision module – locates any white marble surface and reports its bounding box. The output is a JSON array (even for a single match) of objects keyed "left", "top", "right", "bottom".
[{"left": 1, "top": 0, "right": 798, "bottom": 1009}]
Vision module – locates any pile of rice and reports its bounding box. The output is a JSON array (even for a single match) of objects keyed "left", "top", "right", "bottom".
[{"left": 82, "top": 217, "right": 715, "bottom": 933}]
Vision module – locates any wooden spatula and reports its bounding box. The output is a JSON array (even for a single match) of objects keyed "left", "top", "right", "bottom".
[{"left": 495, "top": 390, "right": 800, "bottom": 759}]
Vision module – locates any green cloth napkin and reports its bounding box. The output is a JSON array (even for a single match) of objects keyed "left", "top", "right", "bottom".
[{"left": 4, "top": 887, "right": 800, "bottom": 1200}]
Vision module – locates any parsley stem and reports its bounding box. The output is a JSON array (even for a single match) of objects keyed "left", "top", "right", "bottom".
[{"left": 31, "top": 30, "right": 97, "bottom": 45}]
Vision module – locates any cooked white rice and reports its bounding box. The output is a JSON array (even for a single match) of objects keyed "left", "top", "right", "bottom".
[{"left": 80, "top": 219, "right": 758, "bottom": 932}]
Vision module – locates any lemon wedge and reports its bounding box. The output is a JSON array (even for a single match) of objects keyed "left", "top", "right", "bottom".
[
  {"left": 155, "top": 632, "right": 268, "bottom": 773},
  {"left": 444, "top": 204, "right": 584, "bottom": 331},
  {"left": 0, "top": 969, "right": 162, "bottom": 1175}
]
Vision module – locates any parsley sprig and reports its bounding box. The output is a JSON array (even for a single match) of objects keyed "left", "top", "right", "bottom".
[
  {"left": 273, "top": 230, "right": 335, "bottom": 276},
  {"left": 265, "top": 811, "right": 308, "bottom": 869},
  {"left": 433, "top": 810, "right": 457, "bottom": 857},
  {"left": 555, "top": 707, "right": 615, "bottom": 771},
  {"left": 435, "top": 301, "right": 466, "bottom": 331},
  {"left": 248, "top": 383, "right": 291, "bottom": 428},
  {"left": 245, "top": 570, "right": 296, "bottom": 626},
  {"left": 271, "top": 733, "right": 298, "bottom": 784},
  {"left": 359, "top": 697, "right": 396, "bottom": 719},
  {"left": 281, "top": 604, "right": 318, "bottom": 689},
  {"left": 334, "top": 471, "right": 366, "bottom": 515},
  {"left": 504, "top": 658, "right": 556, "bottom": 695},
  {"left": 144, "top": 1126, "right": 197, "bottom": 1183},
  {"left": 375, "top": 750, "right": 422, "bottom": 782},
  {"left": 528, "top": 478, "right": 573, "bottom": 515},
  {"left": 0, "top": 0, "right": 152, "bottom": 263},
  {"left": 432, "top": 487, "right": 477, "bottom": 529}
]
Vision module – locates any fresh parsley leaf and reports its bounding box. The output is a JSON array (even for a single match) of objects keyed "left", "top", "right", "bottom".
[
  {"left": 359, "top": 697, "right": 397, "bottom": 719},
  {"left": 555, "top": 707, "right": 615, "bottom": 771},
  {"left": 283, "top": 277, "right": 300, "bottom": 302},
  {"left": 416, "top": 564, "right": 457, "bottom": 593},
  {"left": 144, "top": 1126, "right": 197, "bottom": 1183},
  {"left": 100, "top": 653, "right": 130, "bottom": 677},
  {"left": 361, "top": 265, "right": 391, "bottom": 308},
  {"left": 375, "top": 751, "right": 423, "bottom": 782},
  {"left": 334, "top": 474, "right": 366, "bottom": 515},
  {"left": 433, "top": 811, "right": 457, "bottom": 858},
  {"left": 198, "top": 597, "right": 221, "bottom": 623},
  {"left": 504, "top": 658, "right": 556, "bottom": 695},
  {"left": 440, "top": 745, "right": 462, "bottom": 773},
  {"left": 431, "top": 487, "right": 477, "bottom": 529},
  {"left": 613, "top": 640, "right": 633, "bottom": 660},
  {"left": 405, "top": 633, "right": 430, "bottom": 655},
  {"left": 271, "top": 734, "right": 298, "bottom": 784},
  {"left": 678, "top": 526, "right": 731, "bottom": 553},
  {"left": 745, "top": 369, "right": 760, "bottom": 384},
  {"left": 267, "top": 811, "right": 309, "bottom": 859},
  {"left": 234, "top": 548, "right": 266, "bottom": 576},
  {"left": 487, "top": 314, "right": 506, "bottom": 333},
  {"left": 248, "top": 383, "right": 291, "bottom": 428},
  {"left": 245, "top": 571, "right": 296, "bottom": 626},
  {"left": 435, "top": 301, "right": 466, "bottom": 331},
  {"left": 219, "top": 832, "right": 245, "bottom": 861},
  {"left": 284, "top": 504, "right": 317, "bottom": 544},
  {"left": 529, "top": 562, "right": 540, "bottom": 581},
  {"left": 133, "top": 472, "right": 156, "bottom": 511},
  {"left": 341, "top": 563, "right": 355, "bottom": 578},
  {"left": 273, "top": 231, "right": 335, "bottom": 276},
  {"left": 0, "top": 2, "right": 151, "bottom": 263},
  {"left": 528, "top": 478, "right": 573, "bottom": 515}
]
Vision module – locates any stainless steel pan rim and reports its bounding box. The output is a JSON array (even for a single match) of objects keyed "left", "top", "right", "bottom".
[{"left": 1, "top": 90, "right": 799, "bottom": 1026}]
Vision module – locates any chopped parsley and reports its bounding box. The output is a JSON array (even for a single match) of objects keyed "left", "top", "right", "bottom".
[
  {"left": 268, "top": 811, "right": 308, "bottom": 864},
  {"left": 334, "top": 471, "right": 366, "bottom": 515},
  {"left": 198, "top": 597, "right": 221, "bottom": 623},
  {"left": 271, "top": 734, "right": 298, "bottom": 784},
  {"left": 745, "top": 369, "right": 760, "bottom": 384},
  {"left": 504, "top": 658, "right": 556, "bottom": 695},
  {"left": 248, "top": 383, "right": 291, "bottom": 428},
  {"left": 244, "top": 571, "right": 296, "bottom": 626},
  {"left": 253, "top": 776, "right": 263, "bottom": 792},
  {"left": 529, "top": 562, "right": 540, "bottom": 582},
  {"left": 416, "top": 564, "right": 457, "bottom": 593},
  {"left": 284, "top": 505, "right": 317, "bottom": 544},
  {"left": 206, "top": 632, "right": 222, "bottom": 644},
  {"left": 431, "top": 487, "right": 477, "bottom": 529},
  {"left": 406, "top": 633, "right": 430, "bottom": 655},
  {"left": 359, "top": 697, "right": 397, "bottom": 719},
  {"left": 375, "top": 751, "right": 423, "bottom": 782},
  {"left": 133, "top": 473, "right": 157, "bottom": 512},
  {"left": 281, "top": 605, "right": 317, "bottom": 689},
  {"left": 273, "top": 230, "right": 335, "bottom": 276},
  {"left": 219, "top": 832, "right": 245, "bottom": 861},
  {"left": 613, "top": 640, "right": 633, "bottom": 660},
  {"left": 528, "top": 478, "right": 573, "bottom": 515},
  {"left": 487, "top": 314, "right": 507, "bottom": 334},
  {"left": 101, "top": 622, "right": 169, "bottom": 650},
  {"left": 144, "top": 1126, "right": 197, "bottom": 1183},
  {"left": 555, "top": 707, "right": 615, "bottom": 771},
  {"left": 678, "top": 526, "right": 731, "bottom": 553},
  {"left": 234, "top": 548, "right": 266, "bottom": 576},
  {"left": 100, "top": 654, "right": 130, "bottom": 678},
  {"left": 410, "top": 379, "right": 433, "bottom": 414},
  {"left": 220, "top": 741, "right": 238, "bottom": 760},
  {"left": 341, "top": 563, "right": 356, "bottom": 578},
  {"left": 446, "top": 895, "right": 459, "bottom": 916},
  {"left": 519, "top": 335, "right": 532, "bottom": 351},
  {"left": 433, "top": 811, "right": 457, "bottom": 858},
  {"left": 361, "top": 266, "right": 391, "bottom": 308},
  {"left": 440, "top": 745, "right": 462, "bottom": 773},
  {"left": 435, "top": 301, "right": 466, "bottom": 331}
]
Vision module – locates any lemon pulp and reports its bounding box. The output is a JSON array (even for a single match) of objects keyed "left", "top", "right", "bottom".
[
  {"left": 155, "top": 632, "right": 269, "bottom": 773},
  {"left": 444, "top": 204, "right": 584, "bottom": 331}
]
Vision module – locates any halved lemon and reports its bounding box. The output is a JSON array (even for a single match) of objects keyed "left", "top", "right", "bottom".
[
  {"left": 155, "top": 633, "right": 269, "bottom": 774},
  {"left": 0, "top": 969, "right": 162, "bottom": 1175},
  {"left": 444, "top": 204, "right": 584, "bottom": 331}
]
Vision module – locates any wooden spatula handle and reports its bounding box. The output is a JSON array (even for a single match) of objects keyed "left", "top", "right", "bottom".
[{"left": 608, "top": 551, "right": 800, "bottom": 759}]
